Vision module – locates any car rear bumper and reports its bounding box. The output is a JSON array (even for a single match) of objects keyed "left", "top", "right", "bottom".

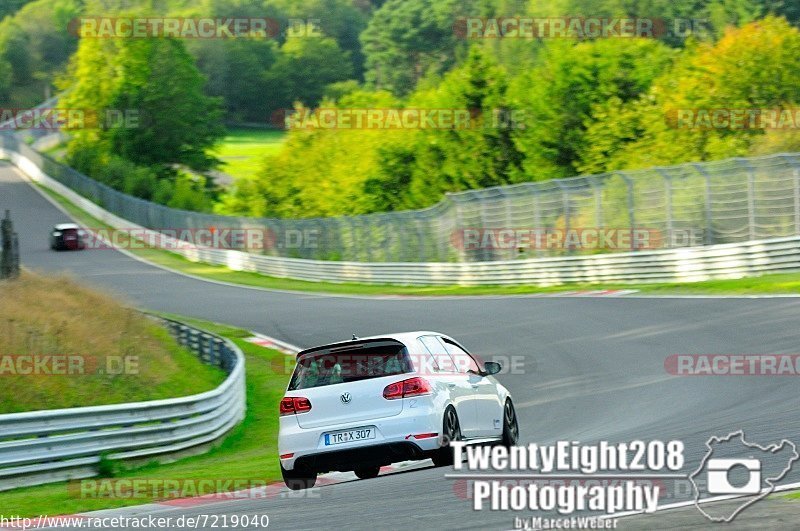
[
  {"left": 53, "top": 239, "right": 85, "bottom": 250},
  {"left": 279, "top": 404, "right": 441, "bottom": 472},
  {"left": 293, "top": 441, "right": 427, "bottom": 473}
]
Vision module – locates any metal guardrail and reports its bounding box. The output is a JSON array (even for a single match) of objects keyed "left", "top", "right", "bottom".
[
  {"left": 5, "top": 134, "right": 800, "bottom": 285},
  {"left": 0, "top": 317, "right": 246, "bottom": 491},
  {"left": 3, "top": 133, "right": 800, "bottom": 263}
]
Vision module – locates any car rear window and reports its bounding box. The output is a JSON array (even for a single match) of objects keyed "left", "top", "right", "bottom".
[{"left": 288, "top": 340, "right": 412, "bottom": 390}]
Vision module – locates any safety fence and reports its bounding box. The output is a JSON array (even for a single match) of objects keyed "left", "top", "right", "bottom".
[
  {"left": 2, "top": 134, "right": 800, "bottom": 263},
  {"left": 7, "top": 145, "right": 800, "bottom": 285},
  {"left": 0, "top": 317, "right": 246, "bottom": 491}
]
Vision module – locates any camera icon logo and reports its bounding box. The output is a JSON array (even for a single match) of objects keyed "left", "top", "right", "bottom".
[
  {"left": 690, "top": 430, "right": 799, "bottom": 522},
  {"left": 706, "top": 458, "right": 761, "bottom": 495}
]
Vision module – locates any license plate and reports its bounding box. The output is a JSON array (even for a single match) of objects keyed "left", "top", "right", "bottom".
[{"left": 324, "top": 427, "right": 376, "bottom": 446}]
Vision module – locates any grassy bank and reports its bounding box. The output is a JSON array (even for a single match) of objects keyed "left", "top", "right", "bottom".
[
  {"left": 0, "top": 315, "right": 291, "bottom": 517},
  {"left": 0, "top": 272, "right": 224, "bottom": 413},
  {"left": 210, "top": 128, "right": 285, "bottom": 180},
  {"left": 35, "top": 181, "right": 800, "bottom": 297}
]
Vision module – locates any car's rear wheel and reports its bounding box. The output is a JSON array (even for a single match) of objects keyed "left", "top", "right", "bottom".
[
  {"left": 354, "top": 466, "right": 381, "bottom": 480},
  {"left": 502, "top": 399, "right": 519, "bottom": 447},
  {"left": 432, "top": 406, "right": 461, "bottom": 467},
  {"left": 281, "top": 464, "right": 317, "bottom": 490}
]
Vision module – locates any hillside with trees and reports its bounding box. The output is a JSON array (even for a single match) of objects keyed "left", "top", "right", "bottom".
[{"left": 2, "top": 0, "right": 799, "bottom": 217}]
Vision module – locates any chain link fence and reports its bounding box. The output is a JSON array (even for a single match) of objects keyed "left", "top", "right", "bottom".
[{"left": 3, "top": 134, "right": 800, "bottom": 263}]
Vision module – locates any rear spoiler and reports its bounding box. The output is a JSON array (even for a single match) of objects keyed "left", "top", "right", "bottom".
[{"left": 296, "top": 338, "right": 405, "bottom": 358}]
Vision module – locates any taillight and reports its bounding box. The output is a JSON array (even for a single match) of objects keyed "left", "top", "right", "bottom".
[
  {"left": 383, "top": 381, "right": 404, "bottom": 400},
  {"left": 295, "top": 397, "right": 312, "bottom": 413},
  {"left": 280, "top": 397, "right": 312, "bottom": 415},
  {"left": 280, "top": 397, "right": 295, "bottom": 415},
  {"left": 383, "top": 377, "right": 431, "bottom": 400},
  {"left": 402, "top": 377, "right": 431, "bottom": 397}
]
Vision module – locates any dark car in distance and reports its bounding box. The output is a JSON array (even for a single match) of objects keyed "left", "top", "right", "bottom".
[{"left": 50, "top": 223, "right": 86, "bottom": 251}]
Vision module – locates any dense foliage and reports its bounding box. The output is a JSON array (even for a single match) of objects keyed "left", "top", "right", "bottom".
[
  {"left": 224, "top": 8, "right": 800, "bottom": 217},
  {"left": 1, "top": 0, "right": 800, "bottom": 217}
]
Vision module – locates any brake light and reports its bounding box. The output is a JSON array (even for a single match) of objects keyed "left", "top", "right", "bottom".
[
  {"left": 383, "top": 377, "right": 431, "bottom": 400},
  {"left": 383, "top": 382, "right": 403, "bottom": 400},
  {"left": 280, "top": 397, "right": 312, "bottom": 415},
  {"left": 280, "top": 397, "right": 294, "bottom": 415},
  {"left": 402, "top": 377, "right": 431, "bottom": 397},
  {"left": 295, "top": 397, "right": 312, "bottom": 412}
]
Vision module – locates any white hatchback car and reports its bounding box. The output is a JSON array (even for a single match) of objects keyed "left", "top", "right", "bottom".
[{"left": 278, "top": 331, "right": 519, "bottom": 489}]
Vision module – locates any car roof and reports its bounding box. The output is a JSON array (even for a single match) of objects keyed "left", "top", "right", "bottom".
[
  {"left": 54, "top": 223, "right": 80, "bottom": 230},
  {"left": 296, "top": 331, "right": 446, "bottom": 357}
]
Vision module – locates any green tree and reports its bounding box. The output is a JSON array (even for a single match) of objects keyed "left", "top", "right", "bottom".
[
  {"left": 191, "top": 38, "right": 279, "bottom": 123},
  {"left": 598, "top": 17, "right": 800, "bottom": 170},
  {"left": 264, "top": 33, "right": 353, "bottom": 110},
  {"left": 508, "top": 38, "right": 673, "bottom": 179},
  {"left": 62, "top": 36, "right": 224, "bottom": 171},
  {"left": 0, "top": 18, "right": 33, "bottom": 87},
  {"left": 58, "top": 22, "right": 224, "bottom": 209},
  {"left": 525, "top": 0, "right": 762, "bottom": 45},
  {"left": 0, "top": 0, "right": 35, "bottom": 20},
  {"left": 393, "top": 46, "right": 525, "bottom": 208},
  {"left": 0, "top": 0, "right": 80, "bottom": 105},
  {"left": 0, "top": 58, "right": 11, "bottom": 101},
  {"left": 360, "top": 0, "right": 481, "bottom": 95},
  {"left": 271, "top": 0, "right": 368, "bottom": 77},
  {"left": 218, "top": 90, "right": 401, "bottom": 217},
  {"left": 760, "top": 0, "right": 800, "bottom": 24}
]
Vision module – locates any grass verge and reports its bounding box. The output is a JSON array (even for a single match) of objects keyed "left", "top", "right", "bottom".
[
  {"left": 35, "top": 181, "right": 800, "bottom": 297},
  {"left": 209, "top": 128, "right": 285, "bottom": 180},
  {"left": 0, "top": 315, "right": 291, "bottom": 518},
  {"left": 0, "top": 272, "right": 224, "bottom": 413}
]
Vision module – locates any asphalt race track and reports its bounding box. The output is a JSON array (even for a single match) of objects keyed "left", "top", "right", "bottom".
[{"left": 3, "top": 162, "right": 800, "bottom": 529}]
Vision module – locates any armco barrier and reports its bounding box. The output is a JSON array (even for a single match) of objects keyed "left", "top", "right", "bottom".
[
  {"left": 4, "top": 131, "right": 800, "bottom": 263},
  {"left": 4, "top": 141, "right": 800, "bottom": 285},
  {"left": 0, "top": 317, "right": 246, "bottom": 491}
]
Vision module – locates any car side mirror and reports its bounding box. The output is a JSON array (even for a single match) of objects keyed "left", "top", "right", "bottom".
[{"left": 483, "top": 361, "right": 502, "bottom": 376}]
